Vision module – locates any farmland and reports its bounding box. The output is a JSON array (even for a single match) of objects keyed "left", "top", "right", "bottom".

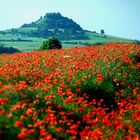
[
  {"left": 0, "top": 30, "right": 133, "bottom": 52},
  {"left": 0, "top": 43, "right": 140, "bottom": 140}
]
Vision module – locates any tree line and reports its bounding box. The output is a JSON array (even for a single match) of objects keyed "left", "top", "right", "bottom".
[{"left": 0, "top": 43, "right": 20, "bottom": 54}]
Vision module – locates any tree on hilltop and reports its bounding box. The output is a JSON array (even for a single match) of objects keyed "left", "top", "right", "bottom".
[{"left": 100, "top": 29, "right": 105, "bottom": 35}]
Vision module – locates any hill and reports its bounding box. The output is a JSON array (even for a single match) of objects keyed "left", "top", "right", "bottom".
[
  {"left": 5, "top": 12, "right": 86, "bottom": 40},
  {"left": 0, "top": 12, "right": 134, "bottom": 51}
]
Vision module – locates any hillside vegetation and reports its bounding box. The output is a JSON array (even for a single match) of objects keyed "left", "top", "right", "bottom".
[
  {"left": 0, "top": 12, "right": 133, "bottom": 51},
  {"left": 0, "top": 43, "right": 139, "bottom": 140},
  {"left": 4, "top": 12, "right": 85, "bottom": 40},
  {"left": 0, "top": 43, "right": 20, "bottom": 54}
]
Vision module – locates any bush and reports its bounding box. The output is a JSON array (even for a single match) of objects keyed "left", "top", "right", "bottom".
[
  {"left": 40, "top": 37, "right": 62, "bottom": 50},
  {"left": 134, "top": 39, "right": 140, "bottom": 45},
  {"left": 0, "top": 43, "right": 20, "bottom": 54}
]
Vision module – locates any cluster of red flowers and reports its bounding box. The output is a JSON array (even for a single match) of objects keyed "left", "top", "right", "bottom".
[{"left": 0, "top": 43, "right": 139, "bottom": 140}]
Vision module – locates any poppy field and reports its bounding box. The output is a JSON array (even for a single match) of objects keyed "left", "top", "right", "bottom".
[{"left": 0, "top": 43, "right": 140, "bottom": 140}]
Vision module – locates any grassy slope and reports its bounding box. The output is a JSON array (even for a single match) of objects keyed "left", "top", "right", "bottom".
[
  {"left": 86, "top": 31, "right": 133, "bottom": 42},
  {"left": 0, "top": 33, "right": 45, "bottom": 51},
  {"left": 0, "top": 30, "right": 133, "bottom": 51},
  {"left": 62, "top": 31, "right": 133, "bottom": 48}
]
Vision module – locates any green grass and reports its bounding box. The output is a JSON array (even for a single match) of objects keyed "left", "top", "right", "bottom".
[
  {"left": 0, "top": 34, "right": 45, "bottom": 51},
  {"left": 83, "top": 31, "right": 133, "bottom": 43},
  {"left": 1, "top": 41, "right": 42, "bottom": 52},
  {"left": 0, "top": 34, "right": 19, "bottom": 40},
  {"left": 0, "top": 31, "right": 134, "bottom": 51},
  {"left": 15, "top": 27, "right": 38, "bottom": 33},
  {"left": 62, "top": 31, "right": 133, "bottom": 47}
]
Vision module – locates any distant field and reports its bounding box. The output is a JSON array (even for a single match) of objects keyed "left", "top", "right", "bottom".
[
  {"left": 0, "top": 34, "right": 45, "bottom": 51},
  {"left": 0, "top": 41, "right": 42, "bottom": 52},
  {"left": 84, "top": 31, "right": 133, "bottom": 43},
  {"left": 0, "top": 31, "right": 133, "bottom": 51}
]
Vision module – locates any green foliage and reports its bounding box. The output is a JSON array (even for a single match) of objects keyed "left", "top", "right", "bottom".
[
  {"left": 11, "top": 12, "right": 86, "bottom": 40},
  {"left": 40, "top": 37, "right": 62, "bottom": 50},
  {"left": 0, "top": 44, "right": 139, "bottom": 139},
  {"left": 0, "top": 43, "right": 20, "bottom": 54},
  {"left": 101, "top": 29, "right": 105, "bottom": 34},
  {"left": 0, "top": 30, "right": 133, "bottom": 52},
  {"left": 134, "top": 39, "right": 140, "bottom": 45}
]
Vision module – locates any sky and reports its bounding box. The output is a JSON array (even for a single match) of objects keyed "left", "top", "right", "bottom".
[{"left": 0, "top": 0, "right": 140, "bottom": 40}]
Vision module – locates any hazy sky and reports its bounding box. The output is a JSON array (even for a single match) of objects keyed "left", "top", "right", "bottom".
[{"left": 0, "top": 0, "right": 140, "bottom": 40}]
